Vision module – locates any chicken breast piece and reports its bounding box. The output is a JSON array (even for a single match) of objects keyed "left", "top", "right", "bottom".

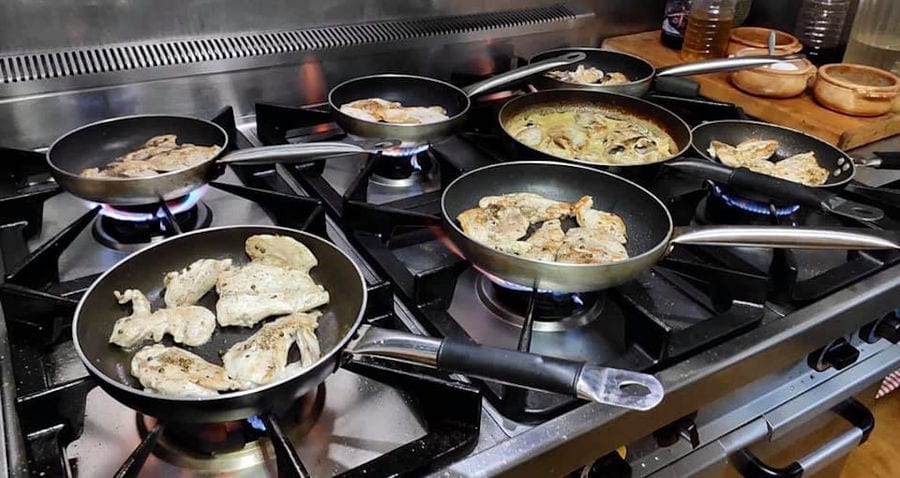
[
  {"left": 382, "top": 106, "right": 448, "bottom": 124},
  {"left": 109, "top": 289, "right": 216, "bottom": 347},
  {"left": 773, "top": 152, "right": 829, "bottom": 186},
  {"left": 216, "top": 262, "right": 322, "bottom": 296},
  {"left": 216, "top": 291, "right": 329, "bottom": 328},
  {"left": 222, "top": 311, "right": 322, "bottom": 388},
  {"left": 572, "top": 196, "right": 627, "bottom": 244},
  {"left": 457, "top": 205, "right": 529, "bottom": 244},
  {"left": 708, "top": 140, "right": 776, "bottom": 174},
  {"left": 163, "top": 258, "right": 233, "bottom": 308},
  {"left": 523, "top": 219, "right": 565, "bottom": 261},
  {"left": 245, "top": 235, "right": 318, "bottom": 274},
  {"left": 145, "top": 145, "right": 221, "bottom": 171},
  {"left": 557, "top": 227, "right": 629, "bottom": 264},
  {"left": 477, "top": 192, "right": 571, "bottom": 224},
  {"left": 131, "top": 344, "right": 238, "bottom": 397},
  {"left": 144, "top": 134, "right": 179, "bottom": 149}
]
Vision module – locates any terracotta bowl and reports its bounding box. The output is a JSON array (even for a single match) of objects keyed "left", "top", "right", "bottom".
[
  {"left": 813, "top": 63, "right": 900, "bottom": 116},
  {"left": 730, "top": 48, "right": 816, "bottom": 98},
  {"left": 728, "top": 27, "right": 802, "bottom": 56}
]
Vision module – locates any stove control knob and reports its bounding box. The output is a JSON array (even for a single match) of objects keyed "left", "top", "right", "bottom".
[
  {"left": 809, "top": 338, "right": 859, "bottom": 372},
  {"left": 859, "top": 313, "right": 900, "bottom": 344}
]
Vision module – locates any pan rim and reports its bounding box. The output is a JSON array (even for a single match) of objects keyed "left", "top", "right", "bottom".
[
  {"left": 327, "top": 73, "right": 471, "bottom": 128},
  {"left": 46, "top": 113, "right": 229, "bottom": 183},
  {"left": 690, "top": 119, "right": 856, "bottom": 188},
  {"left": 440, "top": 160, "right": 674, "bottom": 269},
  {"left": 529, "top": 46, "right": 657, "bottom": 87},
  {"left": 498, "top": 89, "right": 692, "bottom": 167},
  {"left": 71, "top": 225, "right": 368, "bottom": 403}
]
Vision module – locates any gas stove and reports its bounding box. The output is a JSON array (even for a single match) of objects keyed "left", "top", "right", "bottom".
[{"left": 2, "top": 88, "right": 900, "bottom": 478}]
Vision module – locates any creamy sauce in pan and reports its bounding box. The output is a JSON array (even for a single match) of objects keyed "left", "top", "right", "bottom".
[{"left": 506, "top": 105, "right": 677, "bottom": 165}]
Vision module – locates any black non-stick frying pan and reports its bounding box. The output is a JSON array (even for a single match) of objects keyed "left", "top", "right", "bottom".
[
  {"left": 440, "top": 162, "right": 900, "bottom": 293},
  {"left": 327, "top": 52, "right": 586, "bottom": 146},
  {"left": 48, "top": 115, "right": 399, "bottom": 206},
  {"left": 73, "top": 225, "right": 665, "bottom": 427}
]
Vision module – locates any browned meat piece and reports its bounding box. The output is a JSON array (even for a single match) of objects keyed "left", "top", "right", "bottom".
[
  {"left": 571, "top": 196, "right": 627, "bottom": 244},
  {"left": 477, "top": 192, "right": 572, "bottom": 224},
  {"left": 522, "top": 219, "right": 565, "bottom": 261},
  {"left": 457, "top": 205, "right": 529, "bottom": 244},
  {"left": 556, "top": 227, "right": 629, "bottom": 264}
]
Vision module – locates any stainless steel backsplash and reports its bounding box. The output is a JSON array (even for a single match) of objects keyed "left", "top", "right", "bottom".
[{"left": 0, "top": 0, "right": 664, "bottom": 148}]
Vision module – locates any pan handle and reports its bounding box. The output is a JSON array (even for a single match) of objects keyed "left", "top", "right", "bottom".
[
  {"left": 216, "top": 140, "right": 400, "bottom": 166},
  {"left": 655, "top": 54, "right": 805, "bottom": 78},
  {"left": 347, "top": 325, "right": 664, "bottom": 411},
  {"left": 461, "top": 52, "right": 587, "bottom": 97},
  {"left": 671, "top": 226, "right": 900, "bottom": 250},
  {"left": 852, "top": 152, "right": 900, "bottom": 170}
]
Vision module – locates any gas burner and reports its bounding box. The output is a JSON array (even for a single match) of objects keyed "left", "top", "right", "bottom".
[
  {"left": 137, "top": 386, "right": 324, "bottom": 472},
  {"left": 476, "top": 274, "right": 604, "bottom": 332},
  {"left": 93, "top": 202, "right": 212, "bottom": 252},
  {"left": 697, "top": 185, "right": 800, "bottom": 225},
  {"left": 91, "top": 187, "right": 208, "bottom": 222},
  {"left": 370, "top": 150, "right": 438, "bottom": 188}
]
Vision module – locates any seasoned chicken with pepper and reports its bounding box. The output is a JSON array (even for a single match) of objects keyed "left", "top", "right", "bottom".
[
  {"left": 457, "top": 205, "right": 529, "bottom": 244},
  {"left": 708, "top": 140, "right": 829, "bottom": 186},
  {"left": 245, "top": 234, "right": 318, "bottom": 274},
  {"left": 556, "top": 227, "right": 629, "bottom": 264},
  {"left": 478, "top": 192, "right": 572, "bottom": 224},
  {"left": 572, "top": 196, "right": 627, "bottom": 244},
  {"left": 522, "top": 219, "right": 566, "bottom": 261},
  {"left": 222, "top": 311, "right": 322, "bottom": 388},
  {"left": 79, "top": 134, "right": 220, "bottom": 178},
  {"left": 163, "top": 258, "right": 233, "bottom": 308},
  {"left": 340, "top": 98, "right": 449, "bottom": 125},
  {"left": 109, "top": 289, "right": 216, "bottom": 347},
  {"left": 131, "top": 344, "right": 239, "bottom": 397},
  {"left": 215, "top": 262, "right": 329, "bottom": 327}
]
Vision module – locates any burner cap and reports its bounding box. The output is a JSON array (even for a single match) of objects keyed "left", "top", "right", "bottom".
[{"left": 370, "top": 151, "right": 437, "bottom": 188}]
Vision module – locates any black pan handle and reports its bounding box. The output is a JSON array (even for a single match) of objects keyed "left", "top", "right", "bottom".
[
  {"left": 348, "top": 325, "right": 664, "bottom": 411},
  {"left": 666, "top": 159, "right": 885, "bottom": 222},
  {"left": 853, "top": 152, "right": 900, "bottom": 170}
]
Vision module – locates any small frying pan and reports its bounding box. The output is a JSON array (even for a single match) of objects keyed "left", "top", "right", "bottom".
[
  {"left": 528, "top": 47, "right": 803, "bottom": 97},
  {"left": 327, "top": 52, "right": 586, "bottom": 145},
  {"left": 47, "top": 115, "right": 399, "bottom": 206},
  {"left": 73, "top": 225, "right": 665, "bottom": 426},
  {"left": 440, "top": 162, "right": 900, "bottom": 293}
]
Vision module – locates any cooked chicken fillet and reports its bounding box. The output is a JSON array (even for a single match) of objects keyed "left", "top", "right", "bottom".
[
  {"left": 217, "top": 262, "right": 322, "bottom": 296},
  {"left": 222, "top": 311, "right": 322, "bottom": 388},
  {"left": 557, "top": 227, "right": 629, "bottom": 264},
  {"left": 523, "top": 219, "right": 565, "bottom": 261},
  {"left": 79, "top": 134, "right": 220, "bottom": 178},
  {"left": 131, "top": 344, "right": 238, "bottom": 397},
  {"left": 773, "top": 152, "right": 829, "bottom": 186},
  {"left": 545, "top": 66, "right": 630, "bottom": 85},
  {"left": 340, "top": 98, "right": 449, "bottom": 125},
  {"left": 216, "top": 292, "right": 329, "bottom": 328},
  {"left": 145, "top": 145, "right": 221, "bottom": 171},
  {"left": 708, "top": 140, "right": 778, "bottom": 174},
  {"left": 478, "top": 192, "right": 572, "bottom": 224},
  {"left": 457, "top": 205, "right": 529, "bottom": 244},
  {"left": 163, "top": 258, "right": 233, "bottom": 308},
  {"left": 245, "top": 235, "right": 318, "bottom": 274},
  {"left": 109, "top": 289, "right": 216, "bottom": 347},
  {"left": 572, "top": 196, "right": 627, "bottom": 244},
  {"left": 144, "top": 134, "right": 179, "bottom": 149}
]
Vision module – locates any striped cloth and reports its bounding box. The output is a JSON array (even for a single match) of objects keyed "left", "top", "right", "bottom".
[{"left": 877, "top": 369, "right": 900, "bottom": 399}]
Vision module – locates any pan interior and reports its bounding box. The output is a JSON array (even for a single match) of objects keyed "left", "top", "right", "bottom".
[
  {"left": 444, "top": 162, "right": 672, "bottom": 260},
  {"left": 499, "top": 90, "right": 691, "bottom": 166},
  {"left": 691, "top": 121, "right": 851, "bottom": 184},
  {"left": 330, "top": 75, "right": 469, "bottom": 118},
  {"left": 531, "top": 48, "right": 654, "bottom": 84},
  {"left": 74, "top": 226, "right": 363, "bottom": 396},
  {"left": 49, "top": 116, "right": 227, "bottom": 176}
]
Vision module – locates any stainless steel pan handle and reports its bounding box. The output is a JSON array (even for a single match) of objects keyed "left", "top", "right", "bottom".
[
  {"left": 671, "top": 226, "right": 900, "bottom": 250},
  {"left": 217, "top": 139, "right": 400, "bottom": 166},
  {"left": 348, "top": 325, "right": 664, "bottom": 411},
  {"left": 461, "top": 52, "right": 587, "bottom": 97},
  {"left": 655, "top": 54, "right": 805, "bottom": 78}
]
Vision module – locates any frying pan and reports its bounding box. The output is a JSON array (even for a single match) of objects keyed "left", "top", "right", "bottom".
[
  {"left": 440, "top": 161, "right": 900, "bottom": 293},
  {"left": 497, "top": 89, "right": 692, "bottom": 173},
  {"left": 327, "top": 52, "right": 586, "bottom": 145},
  {"left": 528, "top": 47, "right": 804, "bottom": 97},
  {"left": 47, "top": 115, "right": 399, "bottom": 206},
  {"left": 73, "top": 225, "right": 665, "bottom": 425}
]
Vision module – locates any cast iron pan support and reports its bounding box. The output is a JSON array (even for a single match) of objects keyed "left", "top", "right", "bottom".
[
  {"left": 264, "top": 414, "right": 311, "bottom": 478},
  {"left": 113, "top": 423, "right": 164, "bottom": 478}
]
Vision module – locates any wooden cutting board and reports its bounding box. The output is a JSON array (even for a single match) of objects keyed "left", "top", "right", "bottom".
[{"left": 602, "top": 30, "right": 900, "bottom": 150}]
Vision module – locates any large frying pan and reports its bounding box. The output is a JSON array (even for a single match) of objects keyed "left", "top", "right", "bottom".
[
  {"left": 440, "top": 162, "right": 900, "bottom": 293},
  {"left": 73, "top": 225, "right": 665, "bottom": 426},
  {"left": 327, "top": 52, "right": 585, "bottom": 145},
  {"left": 48, "top": 115, "right": 399, "bottom": 206},
  {"left": 528, "top": 47, "right": 803, "bottom": 97}
]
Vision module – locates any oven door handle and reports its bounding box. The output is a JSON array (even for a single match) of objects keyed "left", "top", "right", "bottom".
[{"left": 736, "top": 398, "right": 874, "bottom": 478}]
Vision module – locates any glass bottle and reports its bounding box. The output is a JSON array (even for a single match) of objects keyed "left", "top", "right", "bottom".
[
  {"left": 793, "top": 0, "right": 859, "bottom": 65},
  {"left": 681, "top": 0, "right": 737, "bottom": 61},
  {"left": 661, "top": 0, "right": 693, "bottom": 49},
  {"left": 843, "top": 0, "right": 899, "bottom": 75}
]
